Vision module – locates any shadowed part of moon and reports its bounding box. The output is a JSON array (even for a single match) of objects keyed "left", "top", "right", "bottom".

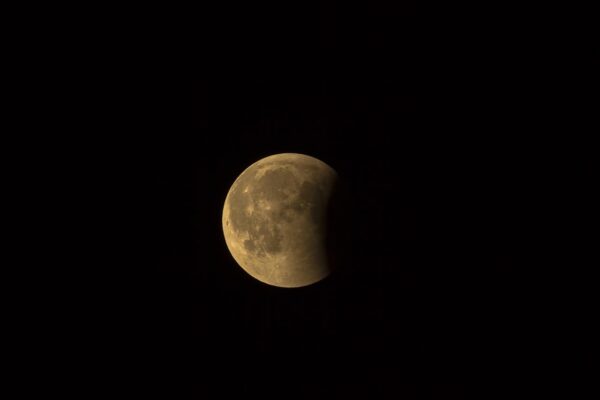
[{"left": 222, "top": 153, "right": 339, "bottom": 288}]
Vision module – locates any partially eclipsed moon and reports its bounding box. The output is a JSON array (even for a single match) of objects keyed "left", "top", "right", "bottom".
[{"left": 222, "top": 153, "right": 338, "bottom": 288}]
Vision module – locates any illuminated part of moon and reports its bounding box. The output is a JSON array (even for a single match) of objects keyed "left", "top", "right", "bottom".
[{"left": 222, "top": 153, "right": 338, "bottom": 288}]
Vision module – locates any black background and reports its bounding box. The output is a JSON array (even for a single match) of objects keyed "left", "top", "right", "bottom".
[{"left": 91, "top": 2, "right": 596, "bottom": 398}]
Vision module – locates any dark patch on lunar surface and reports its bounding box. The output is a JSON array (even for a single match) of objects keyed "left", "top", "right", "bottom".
[
  {"left": 256, "top": 168, "right": 296, "bottom": 203},
  {"left": 276, "top": 207, "right": 294, "bottom": 223},
  {"left": 299, "top": 181, "right": 325, "bottom": 224},
  {"left": 256, "top": 221, "right": 283, "bottom": 254},
  {"left": 243, "top": 239, "right": 256, "bottom": 252}
]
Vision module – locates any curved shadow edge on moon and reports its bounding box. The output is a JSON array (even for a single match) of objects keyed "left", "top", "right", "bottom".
[{"left": 222, "top": 153, "right": 340, "bottom": 288}]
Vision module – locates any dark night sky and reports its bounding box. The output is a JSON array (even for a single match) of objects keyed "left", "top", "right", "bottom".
[{"left": 91, "top": 2, "right": 596, "bottom": 398}]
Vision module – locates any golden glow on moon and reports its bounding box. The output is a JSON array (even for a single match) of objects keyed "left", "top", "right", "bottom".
[{"left": 222, "top": 153, "right": 338, "bottom": 288}]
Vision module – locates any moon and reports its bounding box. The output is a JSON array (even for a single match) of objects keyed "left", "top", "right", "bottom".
[{"left": 222, "top": 153, "right": 339, "bottom": 288}]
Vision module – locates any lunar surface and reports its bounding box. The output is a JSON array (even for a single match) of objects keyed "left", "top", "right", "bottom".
[{"left": 222, "top": 153, "right": 338, "bottom": 288}]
